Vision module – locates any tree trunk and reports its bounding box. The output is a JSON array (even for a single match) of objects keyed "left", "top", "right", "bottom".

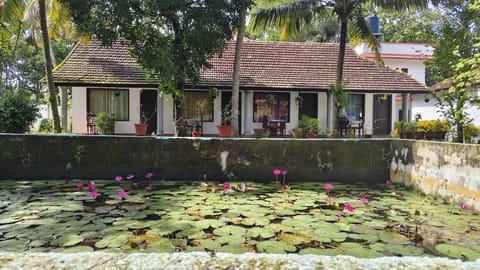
[
  {"left": 231, "top": 8, "right": 247, "bottom": 137},
  {"left": 39, "top": 0, "right": 61, "bottom": 133},
  {"left": 327, "top": 16, "right": 348, "bottom": 131}
]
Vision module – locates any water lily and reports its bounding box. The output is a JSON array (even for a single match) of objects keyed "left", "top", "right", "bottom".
[
  {"left": 115, "top": 176, "right": 123, "bottom": 182},
  {"left": 76, "top": 183, "right": 84, "bottom": 190},
  {"left": 89, "top": 191, "right": 100, "bottom": 199},
  {"left": 281, "top": 170, "right": 288, "bottom": 185},
  {"left": 344, "top": 202, "right": 355, "bottom": 212},
  {"left": 126, "top": 174, "right": 134, "bottom": 180},
  {"left": 146, "top": 172, "right": 153, "bottom": 185},
  {"left": 118, "top": 189, "right": 126, "bottom": 198},
  {"left": 324, "top": 183, "right": 333, "bottom": 191},
  {"left": 386, "top": 179, "right": 392, "bottom": 188},
  {"left": 459, "top": 204, "right": 469, "bottom": 211},
  {"left": 360, "top": 197, "right": 369, "bottom": 204},
  {"left": 273, "top": 169, "right": 281, "bottom": 175},
  {"left": 223, "top": 183, "right": 231, "bottom": 191},
  {"left": 87, "top": 182, "right": 95, "bottom": 191}
]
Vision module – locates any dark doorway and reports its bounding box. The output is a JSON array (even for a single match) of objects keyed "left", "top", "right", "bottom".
[
  {"left": 298, "top": 93, "right": 318, "bottom": 118},
  {"left": 373, "top": 94, "right": 391, "bottom": 135},
  {"left": 140, "top": 90, "right": 157, "bottom": 135},
  {"left": 221, "top": 91, "right": 241, "bottom": 133}
]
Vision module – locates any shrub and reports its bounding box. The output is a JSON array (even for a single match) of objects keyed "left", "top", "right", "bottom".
[
  {"left": 38, "top": 118, "right": 52, "bottom": 133},
  {"left": 94, "top": 112, "right": 115, "bottom": 134},
  {"left": 463, "top": 125, "right": 480, "bottom": 144},
  {"left": 298, "top": 115, "right": 320, "bottom": 134},
  {"left": 0, "top": 91, "right": 39, "bottom": 133},
  {"left": 403, "top": 121, "right": 417, "bottom": 132}
]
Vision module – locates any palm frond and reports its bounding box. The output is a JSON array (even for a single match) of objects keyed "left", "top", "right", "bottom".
[
  {"left": 372, "top": 0, "right": 440, "bottom": 12},
  {"left": 1, "top": 0, "right": 26, "bottom": 25},
  {"left": 348, "top": 10, "right": 383, "bottom": 65},
  {"left": 251, "top": 0, "right": 331, "bottom": 37}
]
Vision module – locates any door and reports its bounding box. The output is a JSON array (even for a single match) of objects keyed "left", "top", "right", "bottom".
[
  {"left": 221, "top": 91, "right": 241, "bottom": 132},
  {"left": 373, "top": 94, "right": 391, "bottom": 135},
  {"left": 298, "top": 93, "right": 318, "bottom": 118},
  {"left": 140, "top": 90, "right": 157, "bottom": 135}
]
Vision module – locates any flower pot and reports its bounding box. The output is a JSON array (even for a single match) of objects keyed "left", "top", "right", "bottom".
[
  {"left": 412, "top": 131, "right": 425, "bottom": 140},
  {"left": 253, "top": 128, "right": 267, "bottom": 138},
  {"left": 217, "top": 125, "right": 232, "bottom": 137},
  {"left": 134, "top": 123, "right": 148, "bottom": 136},
  {"left": 192, "top": 131, "right": 201, "bottom": 137},
  {"left": 305, "top": 133, "right": 318, "bottom": 138}
]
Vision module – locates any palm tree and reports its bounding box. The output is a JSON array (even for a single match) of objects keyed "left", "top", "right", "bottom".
[
  {"left": 1, "top": 0, "right": 75, "bottom": 132},
  {"left": 38, "top": 0, "right": 61, "bottom": 132},
  {"left": 252, "top": 0, "right": 439, "bottom": 130}
]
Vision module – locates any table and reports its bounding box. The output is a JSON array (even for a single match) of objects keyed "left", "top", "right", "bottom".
[{"left": 268, "top": 120, "right": 287, "bottom": 136}]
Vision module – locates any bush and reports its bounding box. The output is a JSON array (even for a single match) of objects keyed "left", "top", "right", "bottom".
[
  {"left": 463, "top": 125, "right": 480, "bottom": 144},
  {"left": 0, "top": 91, "right": 39, "bottom": 133},
  {"left": 94, "top": 112, "right": 115, "bottom": 134},
  {"left": 298, "top": 115, "right": 320, "bottom": 134},
  {"left": 38, "top": 118, "right": 52, "bottom": 133}
]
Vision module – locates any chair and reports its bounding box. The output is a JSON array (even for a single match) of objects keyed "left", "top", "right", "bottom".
[{"left": 87, "top": 112, "right": 97, "bottom": 134}]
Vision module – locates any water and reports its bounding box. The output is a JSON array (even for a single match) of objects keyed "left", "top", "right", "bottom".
[{"left": 0, "top": 180, "right": 479, "bottom": 261}]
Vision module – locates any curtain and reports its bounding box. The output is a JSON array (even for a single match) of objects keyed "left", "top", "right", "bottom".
[{"left": 88, "top": 89, "right": 129, "bottom": 120}]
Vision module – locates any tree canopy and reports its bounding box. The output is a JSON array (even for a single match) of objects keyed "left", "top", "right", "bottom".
[{"left": 61, "top": 0, "right": 247, "bottom": 134}]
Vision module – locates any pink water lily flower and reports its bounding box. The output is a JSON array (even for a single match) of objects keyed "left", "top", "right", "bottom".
[
  {"left": 89, "top": 191, "right": 100, "bottom": 199},
  {"left": 360, "top": 197, "right": 369, "bottom": 204},
  {"left": 223, "top": 183, "right": 231, "bottom": 190},
  {"left": 126, "top": 174, "right": 134, "bottom": 180},
  {"left": 76, "top": 183, "right": 84, "bottom": 190},
  {"left": 281, "top": 170, "right": 288, "bottom": 176},
  {"left": 273, "top": 169, "right": 281, "bottom": 175},
  {"left": 87, "top": 182, "right": 95, "bottom": 191},
  {"left": 146, "top": 172, "right": 153, "bottom": 179},
  {"left": 386, "top": 179, "right": 392, "bottom": 187},
  {"left": 459, "top": 204, "right": 469, "bottom": 211},
  {"left": 118, "top": 189, "right": 126, "bottom": 198},
  {"left": 324, "top": 183, "right": 333, "bottom": 190},
  {"left": 115, "top": 176, "right": 123, "bottom": 182},
  {"left": 344, "top": 202, "right": 355, "bottom": 212}
]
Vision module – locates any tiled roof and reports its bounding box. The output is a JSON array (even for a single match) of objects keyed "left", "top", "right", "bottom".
[{"left": 53, "top": 38, "right": 428, "bottom": 93}]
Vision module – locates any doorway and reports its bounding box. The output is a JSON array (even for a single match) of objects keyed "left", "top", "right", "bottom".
[
  {"left": 373, "top": 94, "right": 391, "bottom": 135},
  {"left": 298, "top": 93, "right": 318, "bottom": 119},
  {"left": 140, "top": 90, "right": 157, "bottom": 135}
]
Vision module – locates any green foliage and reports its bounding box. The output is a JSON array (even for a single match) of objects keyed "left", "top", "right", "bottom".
[
  {"left": 403, "top": 121, "right": 417, "bottom": 132},
  {"left": 38, "top": 118, "right": 52, "bottom": 133},
  {"left": 0, "top": 90, "right": 39, "bottom": 133},
  {"left": 463, "top": 124, "right": 480, "bottom": 143},
  {"left": 94, "top": 112, "right": 115, "bottom": 135},
  {"left": 298, "top": 115, "right": 320, "bottom": 134}
]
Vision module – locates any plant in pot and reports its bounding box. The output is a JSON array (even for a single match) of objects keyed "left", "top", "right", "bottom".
[
  {"left": 403, "top": 121, "right": 418, "bottom": 139},
  {"left": 135, "top": 111, "right": 154, "bottom": 136},
  {"left": 330, "top": 82, "right": 349, "bottom": 135},
  {"left": 94, "top": 112, "right": 115, "bottom": 135},
  {"left": 217, "top": 101, "right": 232, "bottom": 137},
  {"left": 299, "top": 115, "right": 320, "bottom": 138},
  {"left": 192, "top": 99, "right": 209, "bottom": 137},
  {"left": 431, "top": 119, "right": 449, "bottom": 140}
]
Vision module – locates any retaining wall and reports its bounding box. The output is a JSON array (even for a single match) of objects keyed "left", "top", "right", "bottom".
[
  {"left": 390, "top": 140, "right": 480, "bottom": 211},
  {"left": 0, "top": 134, "right": 390, "bottom": 183}
]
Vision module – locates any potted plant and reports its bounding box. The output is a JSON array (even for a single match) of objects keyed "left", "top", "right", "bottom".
[
  {"left": 403, "top": 121, "right": 417, "bottom": 139},
  {"left": 217, "top": 101, "right": 232, "bottom": 137},
  {"left": 431, "top": 119, "right": 449, "bottom": 140},
  {"left": 134, "top": 112, "right": 151, "bottom": 136},
  {"left": 298, "top": 115, "right": 320, "bottom": 138},
  {"left": 94, "top": 112, "right": 115, "bottom": 135},
  {"left": 192, "top": 99, "right": 209, "bottom": 137}
]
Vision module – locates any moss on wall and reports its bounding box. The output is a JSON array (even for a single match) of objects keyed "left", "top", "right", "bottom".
[{"left": 0, "top": 135, "right": 391, "bottom": 183}]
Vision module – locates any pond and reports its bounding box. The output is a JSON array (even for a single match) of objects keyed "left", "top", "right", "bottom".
[{"left": 0, "top": 178, "right": 479, "bottom": 261}]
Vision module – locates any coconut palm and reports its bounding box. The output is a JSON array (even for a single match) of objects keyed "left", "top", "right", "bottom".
[
  {"left": 252, "top": 0, "right": 440, "bottom": 129},
  {"left": 1, "top": 0, "right": 75, "bottom": 132}
]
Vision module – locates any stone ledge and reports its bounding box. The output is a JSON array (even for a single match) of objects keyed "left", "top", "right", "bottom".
[{"left": 0, "top": 252, "right": 478, "bottom": 270}]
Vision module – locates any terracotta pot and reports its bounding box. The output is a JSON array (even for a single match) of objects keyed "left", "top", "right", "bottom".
[
  {"left": 191, "top": 131, "right": 201, "bottom": 137},
  {"left": 134, "top": 123, "right": 148, "bottom": 136},
  {"left": 217, "top": 125, "right": 232, "bottom": 137}
]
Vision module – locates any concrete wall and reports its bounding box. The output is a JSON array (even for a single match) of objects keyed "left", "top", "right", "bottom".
[
  {"left": 0, "top": 134, "right": 391, "bottom": 183},
  {"left": 390, "top": 140, "right": 480, "bottom": 211}
]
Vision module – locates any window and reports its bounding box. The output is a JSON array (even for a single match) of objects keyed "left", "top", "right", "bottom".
[
  {"left": 183, "top": 91, "right": 213, "bottom": 121},
  {"left": 253, "top": 92, "right": 290, "bottom": 122},
  {"left": 88, "top": 89, "right": 129, "bottom": 121},
  {"left": 347, "top": 94, "right": 364, "bottom": 121}
]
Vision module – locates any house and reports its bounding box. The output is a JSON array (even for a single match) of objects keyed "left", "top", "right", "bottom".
[{"left": 52, "top": 38, "right": 429, "bottom": 136}]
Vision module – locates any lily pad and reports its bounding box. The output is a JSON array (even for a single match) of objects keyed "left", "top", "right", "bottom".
[
  {"left": 256, "top": 240, "right": 297, "bottom": 254},
  {"left": 435, "top": 243, "right": 480, "bottom": 260},
  {"left": 378, "top": 231, "right": 410, "bottom": 245},
  {"left": 213, "top": 225, "right": 246, "bottom": 237},
  {"left": 246, "top": 227, "right": 275, "bottom": 239}
]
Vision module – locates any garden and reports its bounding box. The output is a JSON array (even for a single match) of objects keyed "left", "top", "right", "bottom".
[{"left": 1, "top": 171, "right": 479, "bottom": 261}]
